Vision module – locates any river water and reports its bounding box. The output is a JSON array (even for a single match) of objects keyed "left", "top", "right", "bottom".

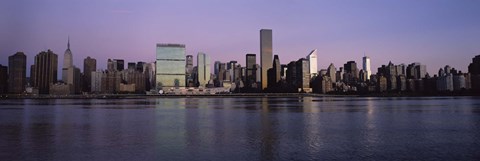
[{"left": 1, "top": 97, "right": 479, "bottom": 160}]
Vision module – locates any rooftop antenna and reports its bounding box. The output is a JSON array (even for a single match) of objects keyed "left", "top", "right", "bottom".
[{"left": 67, "top": 36, "right": 70, "bottom": 49}]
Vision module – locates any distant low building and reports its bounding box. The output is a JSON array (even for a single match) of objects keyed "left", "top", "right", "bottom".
[
  {"left": 119, "top": 83, "right": 136, "bottom": 93},
  {"left": 50, "top": 83, "right": 72, "bottom": 95},
  {"left": 312, "top": 75, "right": 333, "bottom": 94},
  {"left": 91, "top": 70, "right": 121, "bottom": 94}
]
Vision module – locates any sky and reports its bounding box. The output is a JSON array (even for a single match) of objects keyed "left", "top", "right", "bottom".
[{"left": 1, "top": 0, "right": 479, "bottom": 76}]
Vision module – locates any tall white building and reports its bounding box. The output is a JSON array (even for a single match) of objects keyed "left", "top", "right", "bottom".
[
  {"left": 62, "top": 37, "right": 73, "bottom": 82},
  {"left": 156, "top": 44, "right": 186, "bottom": 90},
  {"left": 362, "top": 56, "right": 371, "bottom": 80},
  {"left": 197, "top": 52, "right": 210, "bottom": 87},
  {"left": 307, "top": 49, "right": 318, "bottom": 78},
  {"left": 60, "top": 37, "right": 81, "bottom": 94}
]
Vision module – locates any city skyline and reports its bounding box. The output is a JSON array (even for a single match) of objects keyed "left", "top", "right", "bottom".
[{"left": 1, "top": 0, "right": 480, "bottom": 75}]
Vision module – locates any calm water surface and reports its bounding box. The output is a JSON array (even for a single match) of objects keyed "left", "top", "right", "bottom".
[{"left": 1, "top": 97, "right": 480, "bottom": 161}]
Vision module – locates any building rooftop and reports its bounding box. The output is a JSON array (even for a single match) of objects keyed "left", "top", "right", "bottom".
[{"left": 156, "top": 43, "right": 185, "bottom": 48}]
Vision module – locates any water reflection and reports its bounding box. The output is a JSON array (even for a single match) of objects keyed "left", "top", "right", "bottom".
[
  {"left": 0, "top": 97, "right": 479, "bottom": 160},
  {"left": 260, "top": 97, "right": 278, "bottom": 161}
]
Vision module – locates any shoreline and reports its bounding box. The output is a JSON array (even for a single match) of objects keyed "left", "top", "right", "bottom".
[
  {"left": 0, "top": 93, "right": 479, "bottom": 99},
  {"left": 0, "top": 93, "right": 337, "bottom": 99}
]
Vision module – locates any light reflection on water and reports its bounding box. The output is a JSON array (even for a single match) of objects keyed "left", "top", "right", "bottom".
[{"left": 0, "top": 97, "right": 479, "bottom": 160}]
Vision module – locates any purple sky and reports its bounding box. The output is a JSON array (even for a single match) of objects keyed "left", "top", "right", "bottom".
[{"left": 1, "top": 0, "right": 479, "bottom": 76}]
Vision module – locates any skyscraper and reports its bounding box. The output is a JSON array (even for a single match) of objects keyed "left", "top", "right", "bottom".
[
  {"left": 185, "top": 55, "right": 194, "bottom": 86},
  {"left": 260, "top": 29, "right": 272, "bottom": 90},
  {"left": 296, "top": 58, "right": 311, "bottom": 91},
  {"left": 34, "top": 50, "right": 58, "bottom": 94},
  {"left": 144, "top": 62, "right": 156, "bottom": 91},
  {"left": 228, "top": 61, "right": 238, "bottom": 81},
  {"left": 307, "top": 49, "right": 318, "bottom": 78},
  {"left": 8, "top": 52, "right": 26, "bottom": 94},
  {"left": 468, "top": 55, "right": 480, "bottom": 91},
  {"left": 344, "top": 61, "right": 359, "bottom": 82},
  {"left": 468, "top": 55, "right": 480, "bottom": 74},
  {"left": 136, "top": 61, "right": 145, "bottom": 72},
  {"left": 327, "top": 63, "right": 336, "bottom": 83},
  {"left": 362, "top": 56, "right": 371, "bottom": 80},
  {"left": 114, "top": 59, "right": 125, "bottom": 71},
  {"left": 128, "top": 62, "right": 136, "bottom": 70},
  {"left": 406, "top": 62, "right": 427, "bottom": 79},
  {"left": 286, "top": 61, "right": 297, "bottom": 86},
  {"left": 273, "top": 55, "right": 281, "bottom": 83},
  {"left": 246, "top": 54, "right": 256, "bottom": 87},
  {"left": 214, "top": 61, "right": 221, "bottom": 79},
  {"left": 218, "top": 63, "right": 226, "bottom": 81},
  {"left": 60, "top": 38, "right": 82, "bottom": 94},
  {"left": 107, "top": 59, "right": 115, "bottom": 71},
  {"left": 156, "top": 44, "right": 186, "bottom": 89},
  {"left": 197, "top": 52, "right": 210, "bottom": 87},
  {"left": 62, "top": 38, "right": 73, "bottom": 83},
  {"left": 83, "top": 56, "right": 96, "bottom": 92}
]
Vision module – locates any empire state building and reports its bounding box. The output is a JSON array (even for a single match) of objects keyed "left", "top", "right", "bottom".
[{"left": 62, "top": 37, "right": 73, "bottom": 82}]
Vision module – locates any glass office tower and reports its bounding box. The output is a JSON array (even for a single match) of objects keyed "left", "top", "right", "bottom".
[{"left": 156, "top": 44, "right": 186, "bottom": 90}]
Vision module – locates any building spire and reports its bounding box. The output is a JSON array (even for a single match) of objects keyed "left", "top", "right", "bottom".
[{"left": 67, "top": 36, "right": 70, "bottom": 49}]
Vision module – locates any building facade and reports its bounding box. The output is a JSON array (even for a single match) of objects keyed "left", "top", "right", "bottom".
[
  {"left": 186, "top": 55, "right": 194, "bottom": 86},
  {"left": 362, "top": 56, "right": 371, "bottom": 80},
  {"left": 307, "top": 49, "right": 318, "bottom": 78},
  {"left": 83, "top": 56, "right": 97, "bottom": 92},
  {"left": 62, "top": 38, "right": 73, "bottom": 83},
  {"left": 245, "top": 54, "right": 256, "bottom": 88},
  {"left": 260, "top": 29, "right": 272, "bottom": 90},
  {"left": 8, "top": 52, "right": 27, "bottom": 94},
  {"left": 468, "top": 55, "right": 480, "bottom": 91},
  {"left": 296, "top": 58, "right": 311, "bottom": 92},
  {"left": 33, "top": 50, "right": 58, "bottom": 94},
  {"left": 197, "top": 52, "right": 210, "bottom": 87},
  {"left": 344, "top": 61, "right": 359, "bottom": 82},
  {"left": 273, "top": 55, "right": 281, "bottom": 84},
  {"left": 156, "top": 44, "right": 186, "bottom": 90}
]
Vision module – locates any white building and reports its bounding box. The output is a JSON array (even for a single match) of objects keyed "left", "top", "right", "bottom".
[
  {"left": 156, "top": 44, "right": 186, "bottom": 90},
  {"left": 362, "top": 56, "right": 371, "bottom": 80},
  {"left": 306, "top": 49, "right": 318, "bottom": 78},
  {"left": 91, "top": 71, "right": 103, "bottom": 93}
]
